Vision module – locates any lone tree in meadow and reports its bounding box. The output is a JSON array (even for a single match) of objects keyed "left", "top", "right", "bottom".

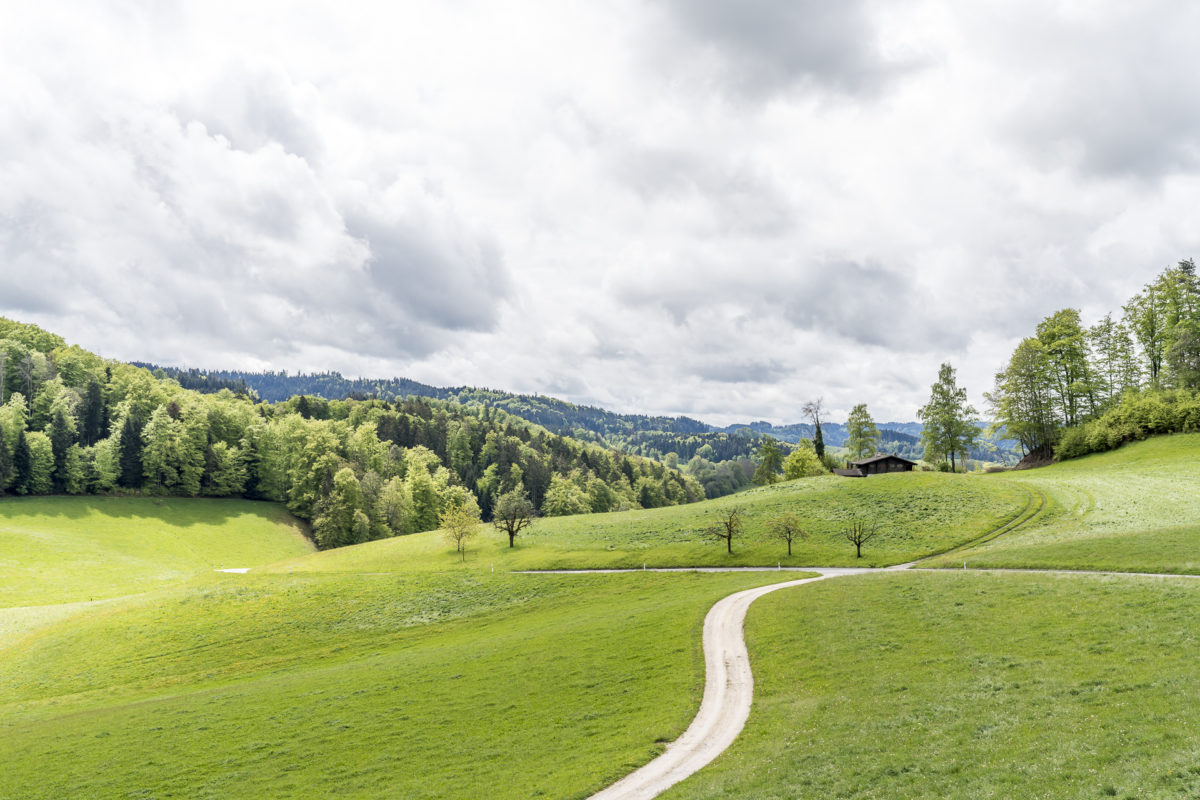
[
  {"left": 768, "top": 512, "right": 806, "bottom": 556},
  {"left": 709, "top": 507, "right": 743, "bottom": 554},
  {"left": 493, "top": 489, "right": 536, "bottom": 547},
  {"left": 441, "top": 498, "right": 482, "bottom": 563},
  {"left": 842, "top": 520, "right": 881, "bottom": 558},
  {"left": 918, "top": 362, "right": 978, "bottom": 472}
]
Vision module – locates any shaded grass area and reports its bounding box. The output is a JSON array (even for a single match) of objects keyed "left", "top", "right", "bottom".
[
  {"left": 0, "top": 570, "right": 800, "bottom": 800},
  {"left": 267, "top": 472, "right": 1029, "bottom": 573},
  {"left": 926, "top": 434, "right": 1200, "bottom": 573},
  {"left": 0, "top": 496, "right": 314, "bottom": 607},
  {"left": 665, "top": 571, "right": 1200, "bottom": 800}
]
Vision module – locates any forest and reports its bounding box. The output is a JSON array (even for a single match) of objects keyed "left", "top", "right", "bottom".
[
  {"left": 989, "top": 260, "right": 1200, "bottom": 460},
  {"left": 0, "top": 319, "right": 705, "bottom": 549}
]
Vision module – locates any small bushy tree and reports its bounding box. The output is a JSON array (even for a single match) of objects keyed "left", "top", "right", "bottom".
[{"left": 493, "top": 489, "right": 536, "bottom": 547}]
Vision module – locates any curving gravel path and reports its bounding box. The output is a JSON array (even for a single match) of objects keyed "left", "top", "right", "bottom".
[{"left": 581, "top": 563, "right": 1200, "bottom": 800}]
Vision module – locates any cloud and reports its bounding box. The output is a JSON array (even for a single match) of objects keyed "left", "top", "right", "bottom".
[
  {"left": 973, "top": 3, "right": 1200, "bottom": 181},
  {"left": 0, "top": 48, "right": 512, "bottom": 370},
  {"left": 653, "top": 0, "right": 915, "bottom": 99},
  {"left": 3, "top": 0, "right": 1199, "bottom": 426}
]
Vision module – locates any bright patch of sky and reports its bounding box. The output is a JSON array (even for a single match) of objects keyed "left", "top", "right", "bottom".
[{"left": 3, "top": 0, "right": 1197, "bottom": 423}]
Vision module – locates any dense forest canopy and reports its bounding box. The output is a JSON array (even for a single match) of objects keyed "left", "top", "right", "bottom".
[
  {"left": 0, "top": 319, "right": 706, "bottom": 549},
  {"left": 139, "top": 364, "right": 1025, "bottom": 471}
]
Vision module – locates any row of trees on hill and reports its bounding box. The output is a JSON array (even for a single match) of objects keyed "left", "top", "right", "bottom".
[
  {"left": 0, "top": 319, "right": 705, "bottom": 549},
  {"left": 988, "top": 261, "right": 1200, "bottom": 458}
]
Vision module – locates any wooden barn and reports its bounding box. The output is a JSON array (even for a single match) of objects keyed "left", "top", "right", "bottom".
[{"left": 835, "top": 453, "right": 917, "bottom": 477}]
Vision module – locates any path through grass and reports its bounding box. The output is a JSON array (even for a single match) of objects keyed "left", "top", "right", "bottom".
[
  {"left": 665, "top": 570, "right": 1200, "bottom": 800},
  {"left": 0, "top": 570, "right": 800, "bottom": 800}
]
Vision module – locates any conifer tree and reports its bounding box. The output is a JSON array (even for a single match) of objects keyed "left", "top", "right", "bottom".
[{"left": 12, "top": 429, "right": 31, "bottom": 495}]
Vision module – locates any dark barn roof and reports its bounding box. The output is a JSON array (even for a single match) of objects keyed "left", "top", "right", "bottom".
[{"left": 851, "top": 454, "right": 918, "bottom": 467}]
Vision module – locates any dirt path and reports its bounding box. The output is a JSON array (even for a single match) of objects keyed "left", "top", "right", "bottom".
[{"left": 582, "top": 563, "right": 1200, "bottom": 800}]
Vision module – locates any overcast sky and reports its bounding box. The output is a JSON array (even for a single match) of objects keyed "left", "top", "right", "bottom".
[{"left": 3, "top": 1, "right": 1197, "bottom": 424}]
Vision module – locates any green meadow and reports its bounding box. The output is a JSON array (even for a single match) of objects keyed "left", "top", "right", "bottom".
[
  {"left": 0, "top": 496, "right": 314, "bottom": 606},
  {"left": 0, "top": 570, "right": 797, "bottom": 800},
  {"left": 925, "top": 434, "right": 1200, "bottom": 573},
  {"left": 266, "top": 471, "right": 1030, "bottom": 574},
  {"left": 665, "top": 570, "right": 1200, "bottom": 800},
  {"left": 4, "top": 433, "right": 1200, "bottom": 798}
]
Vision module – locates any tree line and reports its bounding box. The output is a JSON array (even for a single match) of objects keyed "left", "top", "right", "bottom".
[
  {"left": 987, "top": 260, "right": 1200, "bottom": 459},
  {"left": 0, "top": 319, "right": 706, "bottom": 549}
]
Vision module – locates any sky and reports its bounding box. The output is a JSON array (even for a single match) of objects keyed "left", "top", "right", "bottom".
[{"left": 3, "top": 0, "right": 1198, "bottom": 425}]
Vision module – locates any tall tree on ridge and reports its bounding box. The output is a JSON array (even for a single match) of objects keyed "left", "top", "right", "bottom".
[
  {"left": 802, "top": 398, "right": 826, "bottom": 460},
  {"left": 844, "top": 403, "right": 880, "bottom": 461},
  {"left": 919, "top": 362, "right": 978, "bottom": 472}
]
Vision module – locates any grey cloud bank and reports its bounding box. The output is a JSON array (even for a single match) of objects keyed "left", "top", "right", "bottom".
[{"left": 2, "top": 1, "right": 1197, "bottom": 425}]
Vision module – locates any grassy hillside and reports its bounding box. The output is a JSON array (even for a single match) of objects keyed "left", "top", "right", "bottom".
[
  {"left": 265, "top": 471, "right": 1030, "bottom": 573},
  {"left": 0, "top": 497, "right": 314, "bottom": 607},
  {"left": 925, "top": 433, "right": 1200, "bottom": 573},
  {"left": 0, "top": 570, "right": 797, "bottom": 800},
  {"left": 664, "top": 570, "right": 1200, "bottom": 800}
]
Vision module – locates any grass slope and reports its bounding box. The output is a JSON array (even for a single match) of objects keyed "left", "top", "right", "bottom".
[
  {"left": 665, "top": 570, "right": 1200, "bottom": 800},
  {"left": 925, "top": 434, "right": 1200, "bottom": 573},
  {"left": 0, "top": 496, "right": 314, "bottom": 607},
  {"left": 267, "top": 472, "right": 1029, "bottom": 574},
  {"left": 0, "top": 570, "right": 802, "bottom": 800}
]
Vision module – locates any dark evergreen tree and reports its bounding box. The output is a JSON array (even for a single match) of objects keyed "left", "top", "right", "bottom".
[
  {"left": 0, "top": 427, "right": 11, "bottom": 493},
  {"left": 13, "top": 429, "right": 31, "bottom": 495},
  {"left": 81, "top": 380, "right": 105, "bottom": 446},
  {"left": 118, "top": 414, "right": 144, "bottom": 488},
  {"left": 49, "top": 407, "right": 75, "bottom": 492}
]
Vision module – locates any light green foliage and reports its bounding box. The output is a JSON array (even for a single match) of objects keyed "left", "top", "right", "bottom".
[
  {"left": 313, "top": 467, "right": 365, "bottom": 549},
  {"left": 0, "top": 392, "right": 26, "bottom": 453},
  {"left": 406, "top": 460, "right": 442, "bottom": 531},
  {"left": 202, "top": 441, "right": 248, "bottom": 496},
  {"left": 61, "top": 444, "right": 86, "bottom": 494},
  {"left": 843, "top": 403, "right": 879, "bottom": 461},
  {"left": 1036, "top": 308, "right": 1095, "bottom": 426},
  {"left": 378, "top": 476, "right": 415, "bottom": 535},
  {"left": 26, "top": 431, "right": 53, "bottom": 494},
  {"left": 0, "top": 497, "right": 312, "bottom": 606},
  {"left": 752, "top": 438, "right": 783, "bottom": 485},
  {"left": 918, "top": 362, "right": 978, "bottom": 471},
  {"left": 543, "top": 473, "right": 590, "bottom": 516},
  {"left": 663, "top": 571, "right": 1200, "bottom": 799},
  {"left": 782, "top": 440, "right": 826, "bottom": 479},
  {"left": 439, "top": 493, "right": 482, "bottom": 561},
  {"left": 1088, "top": 312, "right": 1141, "bottom": 407},
  {"left": 87, "top": 437, "right": 120, "bottom": 492}
]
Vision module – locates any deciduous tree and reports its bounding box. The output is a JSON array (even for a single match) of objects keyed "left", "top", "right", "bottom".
[
  {"left": 441, "top": 496, "right": 481, "bottom": 562},
  {"left": 493, "top": 489, "right": 535, "bottom": 547},
  {"left": 844, "top": 404, "right": 880, "bottom": 461},
  {"left": 842, "top": 520, "right": 880, "bottom": 558},
  {"left": 752, "top": 438, "right": 784, "bottom": 485},
  {"left": 708, "top": 507, "right": 743, "bottom": 554},
  {"left": 768, "top": 513, "right": 806, "bottom": 556},
  {"left": 919, "top": 363, "right": 978, "bottom": 471}
]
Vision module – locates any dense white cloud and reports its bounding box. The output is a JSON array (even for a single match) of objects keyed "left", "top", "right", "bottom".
[{"left": 2, "top": 0, "right": 1197, "bottom": 424}]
